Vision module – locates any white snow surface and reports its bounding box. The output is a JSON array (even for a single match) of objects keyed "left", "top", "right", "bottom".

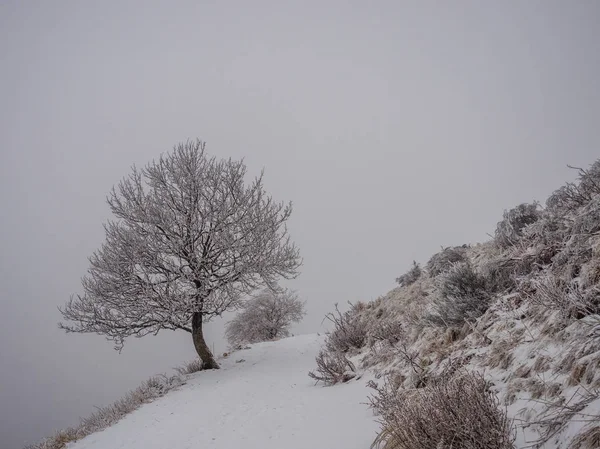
[{"left": 69, "top": 334, "right": 379, "bottom": 449}]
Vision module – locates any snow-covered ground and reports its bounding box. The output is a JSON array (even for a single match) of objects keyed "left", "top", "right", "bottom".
[{"left": 69, "top": 334, "right": 379, "bottom": 449}]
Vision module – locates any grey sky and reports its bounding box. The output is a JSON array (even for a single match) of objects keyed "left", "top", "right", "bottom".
[{"left": 1, "top": 1, "right": 599, "bottom": 447}]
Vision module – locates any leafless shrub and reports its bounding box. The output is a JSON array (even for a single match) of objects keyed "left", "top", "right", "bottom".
[
  {"left": 547, "top": 161, "right": 600, "bottom": 215},
  {"left": 225, "top": 287, "right": 305, "bottom": 347},
  {"left": 174, "top": 359, "right": 204, "bottom": 375},
  {"left": 370, "top": 320, "right": 405, "bottom": 345},
  {"left": 480, "top": 255, "right": 520, "bottom": 293},
  {"left": 495, "top": 202, "right": 542, "bottom": 248},
  {"left": 323, "top": 302, "right": 368, "bottom": 353},
  {"left": 396, "top": 261, "right": 422, "bottom": 287},
  {"left": 522, "top": 213, "right": 569, "bottom": 247},
  {"left": 308, "top": 350, "right": 356, "bottom": 385},
  {"left": 426, "top": 245, "right": 468, "bottom": 277},
  {"left": 394, "top": 342, "right": 430, "bottom": 388},
  {"left": 427, "top": 262, "right": 491, "bottom": 327},
  {"left": 369, "top": 370, "right": 515, "bottom": 449},
  {"left": 571, "top": 196, "right": 600, "bottom": 236}
]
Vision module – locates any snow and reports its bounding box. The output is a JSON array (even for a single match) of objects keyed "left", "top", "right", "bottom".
[{"left": 69, "top": 334, "right": 379, "bottom": 449}]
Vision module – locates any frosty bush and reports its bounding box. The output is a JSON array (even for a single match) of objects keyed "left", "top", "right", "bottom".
[
  {"left": 426, "top": 245, "right": 467, "bottom": 277},
  {"left": 308, "top": 350, "right": 357, "bottom": 385},
  {"left": 308, "top": 302, "right": 367, "bottom": 385},
  {"left": 323, "top": 302, "right": 368, "bottom": 353},
  {"left": 494, "top": 202, "right": 541, "bottom": 248},
  {"left": 225, "top": 288, "right": 305, "bottom": 346},
  {"left": 370, "top": 320, "right": 405, "bottom": 345},
  {"left": 395, "top": 261, "right": 422, "bottom": 287},
  {"left": 572, "top": 196, "right": 600, "bottom": 236},
  {"left": 369, "top": 371, "right": 515, "bottom": 449},
  {"left": 479, "top": 253, "right": 521, "bottom": 294},
  {"left": 547, "top": 161, "right": 600, "bottom": 215},
  {"left": 427, "top": 262, "right": 491, "bottom": 327},
  {"left": 549, "top": 198, "right": 600, "bottom": 282}
]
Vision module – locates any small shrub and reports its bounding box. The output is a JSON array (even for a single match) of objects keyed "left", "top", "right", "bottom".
[
  {"left": 427, "top": 262, "right": 491, "bottom": 327},
  {"left": 370, "top": 320, "right": 404, "bottom": 345},
  {"left": 426, "top": 245, "right": 467, "bottom": 277},
  {"left": 547, "top": 161, "right": 600, "bottom": 215},
  {"left": 225, "top": 287, "right": 305, "bottom": 347},
  {"left": 522, "top": 213, "right": 568, "bottom": 245},
  {"left": 495, "top": 203, "right": 541, "bottom": 248},
  {"left": 395, "top": 261, "right": 422, "bottom": 287},
  {"left": 571, "top": 196, "right": 600, "bottom": 236},
  {"left": 308, "top": 350, "right": 356, "bottom": 385},
  {"left": 323, "top": 302, "right": 368, "bottom": 353},
  {"left": 480, "top": 256, "right": 519, "bottom": 293},
  {"left": 369, "top": 370, "right": 515, "bottom": 449},
  {"left": 309, "top": 302, "right": 367, "bottom": 385}
]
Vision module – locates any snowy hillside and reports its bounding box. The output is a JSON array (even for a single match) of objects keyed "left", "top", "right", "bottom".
[{"left": 67, "top": 334, "right": 378, "bottom": 449}]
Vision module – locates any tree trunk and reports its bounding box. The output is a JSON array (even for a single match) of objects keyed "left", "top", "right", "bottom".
[{"left": 191, "top": 312, "right": 220, "bottom": 369}]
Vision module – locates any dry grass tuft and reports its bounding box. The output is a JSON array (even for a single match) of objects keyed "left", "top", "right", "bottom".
[
  {"left": 569, "top": 363, "right": 588, "bottom": 386},
  {"left": 533, "top": 354, "right": 551, "bottom": 373},
  {"left": 486, "top": 339, "right": 516, "bottom": 370},
  {"left": 369, "top": 370, "right": 515, "bottom": 449},
  {"left": 569, "top": 425, "right": 600, "bottom": 449},
  {"left": 512, "top": 364, "right": 532, "bottom": 379},
  {"left": 174, "top": 359, "right": 204, "bottom": 375}
]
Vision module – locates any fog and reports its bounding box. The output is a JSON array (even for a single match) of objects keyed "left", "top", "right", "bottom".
[{"left": 1, "top": 1, "right": 599, "bottom": 447}]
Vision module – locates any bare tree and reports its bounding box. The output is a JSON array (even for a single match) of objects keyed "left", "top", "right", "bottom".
[
  {"left": 225, "top": 287, "right": 305, "bottom": 346},
  {"left": 59, "top": 141, "right": 301, "bottom": 369}
]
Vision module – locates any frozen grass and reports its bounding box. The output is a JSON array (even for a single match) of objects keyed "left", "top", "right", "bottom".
[{"left": 26, "top": 373, "right": 186, "bottom": 449}]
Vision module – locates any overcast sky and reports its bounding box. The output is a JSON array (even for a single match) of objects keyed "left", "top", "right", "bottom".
[{"left": 1, "top": 1, "right": 599, "bottom": 447}]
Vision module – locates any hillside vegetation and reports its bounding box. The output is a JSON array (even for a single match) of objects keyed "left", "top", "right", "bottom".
[{"left": 311, "top": 161, "right": 600, "bottom": 448}]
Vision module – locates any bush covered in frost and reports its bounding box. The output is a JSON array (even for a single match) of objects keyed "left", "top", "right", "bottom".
[
  {"left": 225, "top": 287, "right": 305, "bottom": 347},
  {"left": 308, "top": 350, "right": 357, "bottom": 385},
  {"left": 395, "top": 261, "right": 422, "bottom": 287},
  {"left": 322, "top": 302, "right": 368, "bottom": 353},
  {"left": 427, "top": 262, "right": 491, "bottom": 327},
  {"left": 369, "top": 370, "right": 515, "bottom": 449},
  {"left": 494, "top": 202, "right": 541, "bottom": 248},
  {"left": 547, "top": 161, "right": 600, "bottom": 215},
  {"left": 308, "top": 302, "right": 367, "bottom": 386},
  {"left": 426, "top": 245, "right": 468, "bottom": 277}
]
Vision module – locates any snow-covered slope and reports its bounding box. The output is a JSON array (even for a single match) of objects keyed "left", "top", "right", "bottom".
[{"left": 69, "top": 334, "right": 378, "bottom": 449}]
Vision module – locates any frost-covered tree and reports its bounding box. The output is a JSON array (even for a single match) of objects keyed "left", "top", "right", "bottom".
[
  {"left": 59, "top": 141, "right": 301, "bottom": 369},
  {"left": 225, "top": 287, "right": 305, "bottom": 346}
]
